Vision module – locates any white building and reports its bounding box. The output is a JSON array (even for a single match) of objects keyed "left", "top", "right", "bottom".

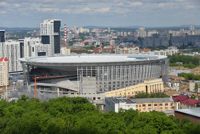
[
  {"left": 110, "top": 39, "right": 115, "bottom": 47},
  {"left": 40, "top": 19, "right": 61, "bottom": 56},
  {"left": 167, "top": 82, "right": 180, "bottom": 91},
  {"left": 23, "top": 37, "right": 49, "bottom": 58},
  {"left": 60, "top": 47, "right": 71, "bottom": 55},
  {"left": 78, "top": 27, "right": 90, "bottom": 33},
  {"left": 115, "top": 46, "right": 140, "bottom": 54},
  {"left": 0, "top": 30, "right": 22, "bottom": 72},
  {"left": 0, "top": 57, "right": 9, "bottom": 92},
  {"left": 153, "top": 47, "right": 179, "bottom": 56},
  {"left": 136, "top": 27, "right": 147, "bottom": 38},
  {"left": 0, "top": 42, "right": 4, "bottom": 57},
  {"left": 0, "top": 30, "right": 5, "bottom": 57},
  {"left": 105, "top": 98, "right": 136, "bottom": 113},
  {"left": 147, "top": 30, "right": 158, "bottom": 37},
  {"left": 1, "top": 40, "right": 22, "bottom": 72},
  {"left": 105, "top": 97, "right": 175, "bottom": 115},
  {"left": 189, "top": 81, "right": 200, "bottom": 93}
]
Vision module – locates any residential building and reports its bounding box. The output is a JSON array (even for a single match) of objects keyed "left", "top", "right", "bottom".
[
  {"left": 2, "top": 40, "right": 22, "bottom": 72},
  {"left": 115, "top": 46, "right": 140, "bottom": 54},
  {"left": 136, "top": 27, "right": 147, "bottom": 38},
  {"left": 173, "top": 95, "right": 200, "bottom": 109},
  {"left": 105, "top": 79, "right": 164, "bottom": 97},
  {"left": 0, "top": 30, "right": 5, "bottom": 57},
  {"left": 23, "top": 37, "right": 48, "bottom": 58},
  {"left": 147, "top": 30, "right": 158, "bottom": 37},
  {"left": 0, "top": 30, "right": 5, "bottom": 42},
  {"left": 153, "top": 47, "right": 179, "bottom": 56},
  {"left": 0, "top": 57, "right": 9, "bottom": 93},
  {"left": 60, "top": 47, "right": 71, "bottom": 55},
  {"left": 40, "top": 19, "right": 61, "bottom": 56},
  {"left": 135, "top": 98, "right": 176, "bottom": 113},
  {"left": 105, "top": 98, "right": 136, "bottom": 113},
  {"left": 189, "top": 81, "right": 200, "bottom": 93},
  {"left": 19, "top": 39, "right": 24, "bottom": 58},
  {"left": 105, "top": 97, "right": 176, "bottom": 115}
]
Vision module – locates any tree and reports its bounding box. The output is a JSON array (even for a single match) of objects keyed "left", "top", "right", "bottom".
[
  {"left": 0, "top": 96, "right": 199, "bottom": 134},
  {"left": 195, "top": 83, "right": 199, "bottom": 98}
]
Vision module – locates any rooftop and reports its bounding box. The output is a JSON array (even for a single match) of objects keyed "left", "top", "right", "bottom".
[
  {"left": 173, "top": 95, "right": 200, "bottom": 106},
  {"left": 175, "top": 108, "right": 200, "bottom": 118},
  {"left": 106, "top": 97, "right": 173, "bottom": 104},
  {"left": 0, "top": 57, "right": 8, "bottom": 62},
  {"left": 134, "top": 98, "right": 174, "bottom": 103},
  {"left": 22, "top": 54, "right": 167, "bottom": 64}
]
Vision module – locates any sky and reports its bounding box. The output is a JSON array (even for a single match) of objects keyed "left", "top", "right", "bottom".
[{"left": 0, "top": 0, "right": 200, "bottom": 27}]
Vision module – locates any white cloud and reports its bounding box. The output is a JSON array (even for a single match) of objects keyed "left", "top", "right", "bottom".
[{"left": 0, "top": 0, "right": 199, "bottom": 15}]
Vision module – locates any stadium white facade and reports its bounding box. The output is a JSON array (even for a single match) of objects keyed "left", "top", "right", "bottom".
[{"left": 21, "top": 54, "right": 168, "bottom": 99}]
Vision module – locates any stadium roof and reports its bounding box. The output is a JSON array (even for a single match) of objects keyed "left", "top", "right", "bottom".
[{"left": 21, "top": 54, "right": 167, "bottom": 64}]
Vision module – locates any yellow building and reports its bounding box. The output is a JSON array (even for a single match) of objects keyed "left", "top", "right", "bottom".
[
  {"left": 0, "top": 57, "right": 9, "bottom": 93},
  {"left": 105, "top": 97, "right": 176, "bottom": 115},
  {"left": 135, "top": 98, "right": 175, "bottom": 113},
  {"left": 105, "top": 79, "right": 164, "bottom": 97}
]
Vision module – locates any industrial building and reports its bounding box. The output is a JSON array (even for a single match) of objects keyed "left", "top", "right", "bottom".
[{"left": 20, "top": 54, "right": 168, "bottom": 99}]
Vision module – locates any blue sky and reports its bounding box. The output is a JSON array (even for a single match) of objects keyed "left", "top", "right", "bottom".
[{"left": 0, "top": 0, "right": 200, "bottom": 27}]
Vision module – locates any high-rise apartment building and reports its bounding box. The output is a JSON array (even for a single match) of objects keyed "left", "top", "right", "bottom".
[
  {"left": 23, "top": 37, "right": 49, "bottom": 58},
  {"left": 0, "top": 30, "right": 5, "bottom": 43},
  {"left": 40, "top": 19, "right": 61, "bottom": 56},
  {"left": 0, "top": 57, "right": 9, "bottom": 93},
  {"left": 137, "top": 27, "right": 147, "bottom": 38},
  {"left": 19, "top": 39, "right": 24, "bottom": 58},
  {"left": 0, "top": 30, "right": 5, "bottom": 57},
  {"left": 2, "top": 40, "right": 22, "bottom": 72},
  {"left": 0, "top": 31, "right": 22, "bottom": 72}
]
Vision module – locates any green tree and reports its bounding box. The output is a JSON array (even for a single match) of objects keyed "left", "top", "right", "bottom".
[{"left": 0, "top": 96, "right": 199, "bottom": 134}]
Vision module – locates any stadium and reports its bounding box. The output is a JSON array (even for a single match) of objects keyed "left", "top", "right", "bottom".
[{"left": 20, "top": 54, "right": 168, "bottom": 99}]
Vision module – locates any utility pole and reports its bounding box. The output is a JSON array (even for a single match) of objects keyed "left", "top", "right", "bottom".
[
  {"left": 5, "top": 85, "right": 8, "bottom": 100},
  {"left": 34, "top": 77, "right": 38, "bottom": 98}
]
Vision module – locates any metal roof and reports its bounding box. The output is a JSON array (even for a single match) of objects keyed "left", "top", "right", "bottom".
[
  {"left": 21, "top": 54, "right": 167, "bottom": 64},
  {"left": 134, "top": 98, "right": 174, "bottom": 103},
  {"left": 106, "top": 97, "right": 173, "bottom": 104},
  {"left": 175, "top": 108, "right": 200, "bottom": 118}
]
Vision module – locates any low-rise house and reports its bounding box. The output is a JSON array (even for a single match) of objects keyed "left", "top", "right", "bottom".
[
  {"left": 189, "top": 81, "right": 200, "bottom": 93},
  {"left": 173, "top": 95, "right": 200, "bottom": 109},
  {"left": 105, "top": 97, "right": 176, "bottom": 115}
]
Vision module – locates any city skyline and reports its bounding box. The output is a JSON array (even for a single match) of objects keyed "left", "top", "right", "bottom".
[{"left": 0, "top": 0, "right": 200, "bottom": 27}]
